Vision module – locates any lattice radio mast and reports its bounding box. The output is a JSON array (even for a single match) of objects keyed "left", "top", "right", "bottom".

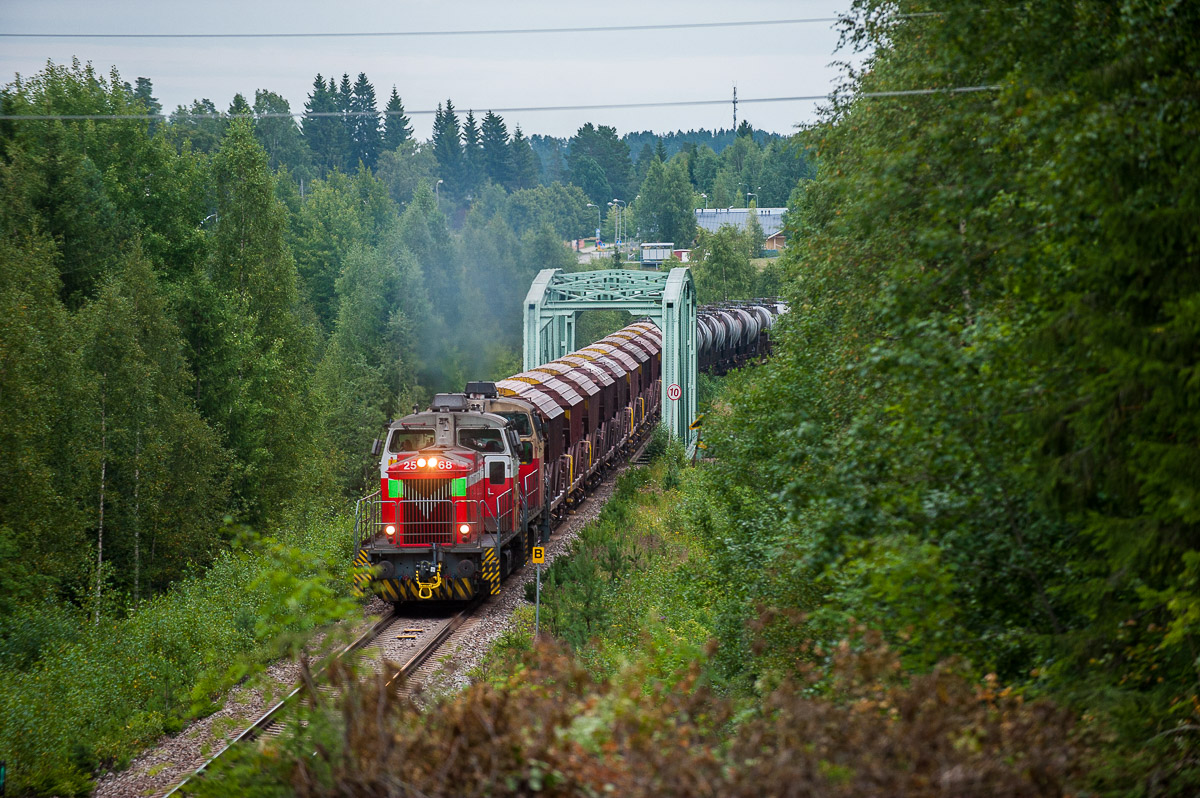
[{"left": 732, "top": 83, "right": 738, "bottom": 130}]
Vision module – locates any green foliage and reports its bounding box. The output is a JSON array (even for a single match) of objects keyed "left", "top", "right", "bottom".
[
  {"left": 513, "top": 455, "right": 723, "bottom": 686},
  {"left": 374, "top": 138, "right": 438, "bottom": 207},
  {"left": 314, "top": 239, "right": 423, "bottom": 493},
  {"left": 678, "top": 0, "right": 1200, "bottom": 789},
  {"left": 688, "top": 224, "right": 760, "bottom": 303},
  {"left": 0, "top": 230, "right": 89, "bottom": 594},
  {"left": 498, "top": 182, "right": 592, "bottom": 240},
  {"left": 567, "top": 123, "right": 632, "bottom": 203},
  {"left": 480, "top": 110, "right": 512, "bottom": 188},
  {"left": 634, "top": 157, "right": 697, "bottom": 246},
  {"left": 192, "top": 120, "right": 320, "bottom": 520},
  {"left": 346, "top": 72, "right": 382, "bottom": 171},
  {"left": 251, "top": 90, "right": 313, "bottom": 180},
  {"left": 168, "top": 98, "right": 227, "bottom": 155},
  {"left": 509, "top": 126, "right": 539, "bottom": 191},
  {"left": 289, "top": 168, "right": 395, "bottom": 331},
  {"left": 0, "top": 517, "right": 356, "bottom": 796},
  {"left": 574, "top": 309, "right": 634, "bottom": 351},
  {"left": 77, "top": 249, "right": 231, "bottom": 598}
]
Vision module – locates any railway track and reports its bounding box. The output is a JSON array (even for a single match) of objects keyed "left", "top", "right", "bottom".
[{"left": 159, "top": 601, "right": 480, "bottom": 796}]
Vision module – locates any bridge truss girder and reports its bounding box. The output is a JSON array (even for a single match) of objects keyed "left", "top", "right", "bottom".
[{"left": 522, "top": 268, "right": 697, "bottom": 449}]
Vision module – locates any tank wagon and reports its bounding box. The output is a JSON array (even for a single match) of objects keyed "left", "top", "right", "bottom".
[
  {"left": 697, "top": 300, "right": 787, "bottom": 374},
  {"left": 354, "top": 302, "right": 784, "bottom": 605}
]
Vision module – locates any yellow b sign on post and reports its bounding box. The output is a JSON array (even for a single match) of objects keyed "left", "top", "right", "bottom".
[{"left": 532, "top": 545, "right": 547, "bottom": 640}]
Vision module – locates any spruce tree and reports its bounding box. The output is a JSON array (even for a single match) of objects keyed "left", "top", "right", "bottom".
[
  {"left": 302, "top": 74, "right": 347, "bottom": 175},
  {"left": 462, "top": 110, "right": 482, "bottom": 198},
  {"left": 510, "top": 125, "right": 539, "bottom": 191},
  {"left": 337, "top": 74, "right": 352, "bottom": 115},
  {"left": 430, "top": 99, "right": 464, "bottom": 196},
  {"left": 481, "top": 110, "right": 512, "bottom": 188},
  {"left": 349, "top": 72, "right": 382, "bottom": 170},
  {"left": 335, "top": 74, "right": 354, "bottom": 167},
  {"left": 382, "top": 86, "right": 412, "bottom": 151}
]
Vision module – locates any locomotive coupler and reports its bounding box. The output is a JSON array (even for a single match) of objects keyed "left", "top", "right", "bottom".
[{"left": 415, "top": 560, "right": 443, "bottom": 600}]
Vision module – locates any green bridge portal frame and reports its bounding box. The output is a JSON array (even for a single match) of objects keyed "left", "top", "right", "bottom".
[{"left": 523, "top": 268, "right": 697, "bottom": 449}]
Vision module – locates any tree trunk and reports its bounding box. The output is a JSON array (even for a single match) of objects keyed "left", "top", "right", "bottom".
[
  {"left": 95, "top": 384, "right": 107, "bottom": 625},
  {"left": 134, "top": 427, "right": 141, "bottom": 605}
]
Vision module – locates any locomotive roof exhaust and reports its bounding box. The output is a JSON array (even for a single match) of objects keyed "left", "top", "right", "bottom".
[{"left": 465, "top": 381, "right": 499, "bottom": 399}]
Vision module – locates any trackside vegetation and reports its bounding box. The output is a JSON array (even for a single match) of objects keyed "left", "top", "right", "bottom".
[
  {"left": 0, "top": 516, "right": 356, "bottom": 796},
  {"left": 680, "top": 0, "right": 1200, "bottom": 791}
]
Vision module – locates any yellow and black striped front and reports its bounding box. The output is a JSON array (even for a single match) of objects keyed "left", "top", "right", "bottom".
[
  {"left": 375, "top": 577, "right": 475, "bottom": 602},
  {"left": 352, "top": 549, "right": 372, "bottom": 597},
  {"left": 482, "top": 548, "right": 501, "bottom": 594}
]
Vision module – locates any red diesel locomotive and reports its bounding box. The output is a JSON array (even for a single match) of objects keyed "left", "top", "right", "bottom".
[{"left": 353, "top": 320, "right": 662, "bottom": 603}]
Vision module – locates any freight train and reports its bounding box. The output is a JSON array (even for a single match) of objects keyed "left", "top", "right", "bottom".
[{"left": 353, "top": 301, "right": 783, "bottom": 605}]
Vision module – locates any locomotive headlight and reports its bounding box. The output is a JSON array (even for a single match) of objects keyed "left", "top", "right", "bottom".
[
  {"left": 416, "top": 458, "right": 427, "bottom": 467},
  {"left": 459, "top": 523, "right": 470, "bottom": 535},
  {"left": 384, "top": 524, "right": 396, "bottom": 537},
  {"left": 427, "top": 456, "right": 438, "bottom": 468}
]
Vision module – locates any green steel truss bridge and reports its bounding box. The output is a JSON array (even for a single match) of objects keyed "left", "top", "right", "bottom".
[{"left": 523, "top": 268, "right": 700, "bottom": 447}]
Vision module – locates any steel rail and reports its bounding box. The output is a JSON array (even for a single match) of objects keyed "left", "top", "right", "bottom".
[
  {"left": 160, "top": 610, "right": 399, "bottom": 797},
  {"left": 387, "top": 599, "right": 484, "bottom": 689}
]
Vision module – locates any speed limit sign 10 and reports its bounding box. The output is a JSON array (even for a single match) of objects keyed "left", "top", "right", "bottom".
[{"left": 666, "top": 383, "right": 681, "bottom": 401}]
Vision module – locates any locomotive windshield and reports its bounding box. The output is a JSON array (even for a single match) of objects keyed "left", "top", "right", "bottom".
[
  {"left": 388, "top": 428, "right": 434, "bottom": 453},
  {"left": 494, "top": 411, "right": 532, "bottom": 436},
  {"left": 458, "top": 428, "right": 505, "bottom": 453}
]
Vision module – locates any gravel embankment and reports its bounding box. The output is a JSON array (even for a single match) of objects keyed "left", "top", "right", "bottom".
[{"left": 92, "top": 463, "right": 630, "bottom": 798}]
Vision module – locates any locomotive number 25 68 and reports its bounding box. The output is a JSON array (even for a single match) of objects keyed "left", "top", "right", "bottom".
[{"left": 400, "top": 458, "right": 455, "bottom": 471}]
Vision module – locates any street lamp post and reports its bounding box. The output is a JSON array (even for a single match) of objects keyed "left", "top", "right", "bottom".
[
  {"left": 435, "top": 178, "right": 444, "bottom": 206},
  {"left": 612, "top": 198, "right": 626, "bottom": 255},
  {"left": 746, "top": 192, "right": 757, "bottom": 206},
  {"left": 700, "top": 193, "right": 708, "bottom": 210},
  {"left": 586, "top": 203, "right": 601, "bottom": 246}
]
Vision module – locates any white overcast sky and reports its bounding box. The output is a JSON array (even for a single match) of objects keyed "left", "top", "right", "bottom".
[{"left": 0, "top": 0, "right": 861, "bottom": 139}]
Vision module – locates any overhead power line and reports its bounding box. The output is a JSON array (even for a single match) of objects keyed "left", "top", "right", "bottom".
[
  {"left": 0, "top": 18, "right": 841, "bottom": 39},
  {"left": 0, "top": 87, "right": 1002, "bottom": 122}
]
